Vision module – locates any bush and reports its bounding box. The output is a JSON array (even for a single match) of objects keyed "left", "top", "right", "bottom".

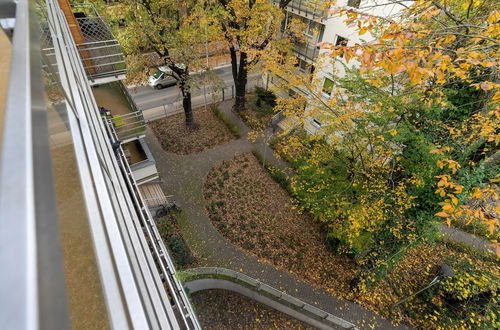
[
  {"left": 255, "top": 86, "right": 276, "bottom": 108},
  {"left": 166, "top": 236, "right": 195, "bottom": 269},
  {"left": 157, "top": 218, "right": 174, "bottom": 236},
  {"left": 252, "top": 148, "right": 293, "bottom": 194},
  {"left": 212, "top": 107, "right": 241, "bottom": 138}
]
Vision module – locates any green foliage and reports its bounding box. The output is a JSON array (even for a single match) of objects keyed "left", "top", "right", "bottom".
[
  {"left": 212, "top": 107, "right": 241, "bottom": 138},
  {"left": 252, "top": 148, "right": 293, "bottom": 194},
  {"left": 157, "top": 217, "right": 174, "bottom": 236},
  {"left": 166, "top": 236, "right": 195, "bottom": 269},
  {"left": 254, "top": 86, "right": 276, "bottom": 109}
]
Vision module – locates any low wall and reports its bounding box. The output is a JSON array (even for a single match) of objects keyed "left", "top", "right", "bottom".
[{"left": 179, "top": 267, "right": 358, "bottom": 330}]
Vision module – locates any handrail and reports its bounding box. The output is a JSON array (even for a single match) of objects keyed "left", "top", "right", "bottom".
[
  {"left": 105, "top": 120, "right": 202, "bottom": 329},
  {"left": 0, "top": 0, "right": 69, "bottom": 328},
  {"left": 180, "top": 267, "right": 358, "bottom": 330}
]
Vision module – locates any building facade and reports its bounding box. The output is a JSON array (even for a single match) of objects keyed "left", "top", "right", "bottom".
[{"left": 273, "top": 0, "right": 405, "bottom": 134}]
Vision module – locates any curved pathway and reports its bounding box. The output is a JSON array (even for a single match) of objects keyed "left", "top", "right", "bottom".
[{"left": 145, "top": 100, "right": 410, "bottom": 329}]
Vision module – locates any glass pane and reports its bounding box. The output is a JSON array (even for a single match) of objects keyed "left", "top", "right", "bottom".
[{"left": 322, "top": 78, "right": 334, "bottom": 95}]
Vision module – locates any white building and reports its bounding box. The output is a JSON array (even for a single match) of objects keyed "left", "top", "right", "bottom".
[{"left": 272, "top": 0, "right": 406, "bottom": 134}]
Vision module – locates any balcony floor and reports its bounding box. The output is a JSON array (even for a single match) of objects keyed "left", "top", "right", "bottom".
[
  {"left": 92, "top": 81, "right": 133, "bottom": 116},
  {"left": 52, "top": 144, "right": 109, "bottom": 329}
]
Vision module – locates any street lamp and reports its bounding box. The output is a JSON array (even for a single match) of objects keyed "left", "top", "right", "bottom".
[{"left": 392, "top": 264, "right": 455, "bottom": 308}]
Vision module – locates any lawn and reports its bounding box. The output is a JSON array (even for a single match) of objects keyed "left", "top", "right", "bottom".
[
  {"left": 191, "top": 289, "right": 313, "bottom": 329},
  {"left": 203, "top": 152, "right": 499, "bottom": 329},
  {"left": 149, "top": 106, "right": 237, "bottom": 154}
]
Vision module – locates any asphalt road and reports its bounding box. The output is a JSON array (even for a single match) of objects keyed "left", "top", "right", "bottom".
[{"left": 127, "top": 65, "right": 262, "bottom": 112}]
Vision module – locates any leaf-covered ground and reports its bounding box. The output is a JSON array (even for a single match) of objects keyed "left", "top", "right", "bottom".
[
  {"left": 191, "top": 289, "right": 313, "bottom": 329},
  {"left": 204, "top": 153, "right": 358, "bottom": 295},
  {"left": 354, "top": 242, "right": 499, "bottom": 329},
  {"left": 150, "top": 107, "right": 236, "bottom": 155},
  {"left": 203, "top": 153, "right": 499, "bottom": 329}
]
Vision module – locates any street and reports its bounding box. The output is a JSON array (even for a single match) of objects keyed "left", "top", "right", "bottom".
[{"left": 127, "top": 65, "right": 262, "bottom": 113}]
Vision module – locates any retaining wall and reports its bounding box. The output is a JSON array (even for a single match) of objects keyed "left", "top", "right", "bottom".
[{"left": 179, "top": 267, "right": 358, "bottom": 330}]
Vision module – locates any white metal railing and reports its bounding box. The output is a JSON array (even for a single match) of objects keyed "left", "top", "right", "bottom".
[
  {"left": 40, "top": 2, "right": 126, "bottom": 84},
  {"left": 105, "top": 120, "right": 201, "bottom": 329},
  {"left": 19, "top": 0, "right": 201, "bottom": 328},
  {"left": 0, "top": 0, "right": 69, "bottom": 328}
]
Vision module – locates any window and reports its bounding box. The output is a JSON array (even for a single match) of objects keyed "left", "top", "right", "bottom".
[
  {"left": 305, "top": 20, "right": 315, "bottom": 38},
  {"left": 298, "top": 59, "right": 308, "bottom": 72},
  {"left": 335, "top": 35, "right": 348, "bottom": 47},
  {"left": 347, "top": 0, "right": 361, "bottom": 8},
  {"left": 322, "top": 77, "right": 334, "bottom": 96}
]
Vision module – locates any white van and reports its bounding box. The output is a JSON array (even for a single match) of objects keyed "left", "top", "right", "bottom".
[{"left": 148, "top": 64, "right": 185, "bottom": 89}]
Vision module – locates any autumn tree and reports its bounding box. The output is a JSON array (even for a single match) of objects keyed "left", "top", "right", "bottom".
[
  {"left": 269, "top": 0, "right": 499, "bottom": 265},
  {"left": 209, "top": 0, "right": 292, "bottom": 112},
  {"left": 106, "top": 0, "right": 214, "bottom": 126}
]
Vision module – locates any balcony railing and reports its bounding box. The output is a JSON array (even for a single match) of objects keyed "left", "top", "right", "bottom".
[
  {"left": 0, "top": 0, "right": 200, "bottom": 327},
  {"left": 280, "top": 0, "right": 328, "bottom": 21},
  {"left": 279, "top": 30, "right": 321, "bottom": 62},
  {"left": 96, "top": 81, "right": 146, "bottom": 142},
  {"left": 294, "top": 40, "right": 321, "bottom": 62},
  {"left": 40, "top": 2, "right": 126, "bottom": 85}
]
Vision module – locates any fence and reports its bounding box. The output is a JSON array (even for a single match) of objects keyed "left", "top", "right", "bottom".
[
  {"left": 143, "top": 79, "right": 264, "bottom": 123},
  {"left": 179, "top": 267, "right": 358, "bottom": 330}
]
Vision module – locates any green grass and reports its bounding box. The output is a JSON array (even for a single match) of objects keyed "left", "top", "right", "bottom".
[
  {"left": 212, "top": 107, "right": 241, "bottom": 138},
  {"left": 252, "top": 148, "right": 293, "bottom": 194}
]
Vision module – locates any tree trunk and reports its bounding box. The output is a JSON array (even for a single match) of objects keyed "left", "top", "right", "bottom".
[
  {"left": 230, "top": 47, "right": 248, "bottom": 112},
  {"left": 180, "top": 82, "right": 194, "bottom": 126}
]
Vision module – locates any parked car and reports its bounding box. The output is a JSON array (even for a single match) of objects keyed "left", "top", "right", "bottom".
[{"left": 148, "top": 65, "right": 185, "bottom": 89}]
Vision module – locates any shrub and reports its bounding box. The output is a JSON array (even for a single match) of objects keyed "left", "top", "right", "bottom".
[
  {"left": 212, "top": 107, "right": 241, "bottom": 138},
  {"left": 255, "top": 86, "right": 276, "bottom": 108},
  {"left": 157, "top": 217, "right": 174, "bottom": 236},
  {"left": 166, "top": 236, "right": 195, "bottom": 269}
]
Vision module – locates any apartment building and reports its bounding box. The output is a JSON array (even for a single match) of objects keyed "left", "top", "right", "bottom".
[
  {"left": 0, "top": 0, "right": 200, "bottom": 328},
  {"left": 272, "top": 0, "right": 405, "bottom": 134}
]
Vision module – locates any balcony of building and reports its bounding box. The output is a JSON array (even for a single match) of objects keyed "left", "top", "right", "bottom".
[
  {"left": 280, "top": 11, "right": 325, "bottom": 63},
  {"left": 293, "top": 40, "right": 321, "bottom": 63},
  {"left": 92, "top": 81, "right": 146, "bottom": 142},
  {"left": 279, "top": 0, "right": 328, "bottom": 21},
  {"left": 123, "top": 138, "right": 160, "bottom": 185},
  {"left": 41, "top": 2, "right": 126, "bottom": 85}
]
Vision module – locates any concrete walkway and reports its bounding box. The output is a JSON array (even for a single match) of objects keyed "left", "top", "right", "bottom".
[
  {"left": 145, "top": 100, "right": 409, "bottom": 329},
  {"left": 440, "top": 224, "right": 496, "bottom": 254}
]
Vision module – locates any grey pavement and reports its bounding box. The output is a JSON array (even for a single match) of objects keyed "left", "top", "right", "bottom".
[
  {"left": 145, "top": 100, "right": 410, "bottom": 330},
  {"left": 440, "top": 224, "right": 496, "bottom": 254}
]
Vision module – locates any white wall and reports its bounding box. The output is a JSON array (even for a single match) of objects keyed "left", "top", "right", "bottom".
[{"left": 284, "top": 0, "right": 406, "bottom": 134}]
